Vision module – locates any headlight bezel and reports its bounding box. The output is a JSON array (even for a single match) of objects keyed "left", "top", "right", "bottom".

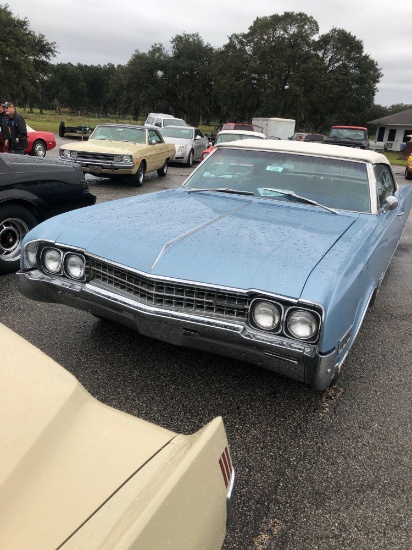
[
  {"left": 65, "top": 253, "right": 86, "bottom": 280},
  {"left": 60, "top": 149, "right": 77, "bottom": 159},
  {"left": 285, "top": 308, "right": 320, "bottom": 341},
  {"left": 250, "top": 299, "right": 283, "bottom": 333},
  {"left": 248, "top": 298, "right": 321, "bottom": 343},
  {"left": 113, "top": 154, "right": 133, "bottom": 163},
  {"left": 35, "top": 243, "right": 88, "bottom": 281},
  {"left": 41, "top": 247, "right": 64, "bottom": 275}
]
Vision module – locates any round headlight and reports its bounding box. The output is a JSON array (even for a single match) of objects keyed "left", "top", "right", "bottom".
[
  {"left": 70, "top": 151, "right": 78, "bottom": 159},
  {"left": 65, "top": 253, "right": 86, "bottom": 279},
  {"left": 252, "top": 301, "right": 281, "bottom": 331},
  {"left": 43, "top": 248, "right": 63, "bottom": 274},
  {"left": 122, "top": 155, "right": 133, "bottom": 163},
  {"left": 287, "top": 310, "right": 318, "bottom": 340},
  {"left": 24, "top": 241, "right": 39, "bottom": 268},
  {"left": 60, "top": 149, "right": 71, "bottom": 159}
]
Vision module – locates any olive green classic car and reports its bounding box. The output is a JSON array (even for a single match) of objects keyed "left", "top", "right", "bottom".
[
  {"left": 0, "top": 323, "right": 235, "bottom": 549},
  {"left": 59, "top": 124, "right": 175, "bottom": 186}
]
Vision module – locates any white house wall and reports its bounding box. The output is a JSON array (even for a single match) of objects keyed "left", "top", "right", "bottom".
[{"left": 375, "top": 126, "right": 409, "bottom": 151}]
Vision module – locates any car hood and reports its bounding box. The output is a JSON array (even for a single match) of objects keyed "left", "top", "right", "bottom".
[
  {"left": 28, "top": 188, "right": 360, "bottom": 299},
  {"left": 0, "top": 324, "right": 175, "bottom": 549},
  {"left": 62, "top": 138, "right": 147, "bottom": 154}
]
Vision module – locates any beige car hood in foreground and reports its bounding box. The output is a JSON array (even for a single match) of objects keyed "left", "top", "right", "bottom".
[{"left": 0, "top": 324, "right": 176, "bottom": 548}]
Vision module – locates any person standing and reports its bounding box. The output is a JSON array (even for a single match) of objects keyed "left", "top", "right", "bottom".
[
  {"left": 4, "top": 102, "right": 28, "bottom": 154},
  {"left": 0, "top": 103, "right": 9, "bottom": 152}
]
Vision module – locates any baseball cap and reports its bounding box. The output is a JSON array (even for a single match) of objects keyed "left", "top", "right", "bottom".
[{"left": 3, "top": 102, "right": 14, "bottom": 108}]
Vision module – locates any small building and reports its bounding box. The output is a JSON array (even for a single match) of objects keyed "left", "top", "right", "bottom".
[{"left": 368, "top": 108, "right": 412, "bottom": 152}]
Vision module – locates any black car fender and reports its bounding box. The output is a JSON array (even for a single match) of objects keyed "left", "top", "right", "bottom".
[{"left": 0, "top": 189, "right": 47, "bottom": 223}]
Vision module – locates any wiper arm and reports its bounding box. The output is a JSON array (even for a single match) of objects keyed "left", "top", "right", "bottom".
[
  {"left": 262, "top": 188, "right": 339, "bottom": 215},
  {"left": 187, "top": 187, "right": 254, "bottom": 196}
]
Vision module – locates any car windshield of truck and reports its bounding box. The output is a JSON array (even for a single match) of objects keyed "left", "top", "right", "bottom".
[
  {"left": 161, "top": 127, "right": 194, "bottom": 139},
  {"left": 91, "top": 126, "right": 146, "bottom": 143},
  {"left": 183, "top": 148, "right": 371, "bottom": 213},
  {"left": 329, "top": 128, "right": 367, "bottom": 140}
]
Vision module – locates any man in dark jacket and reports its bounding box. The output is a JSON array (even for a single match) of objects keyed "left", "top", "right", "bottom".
[
  {"left": 4, "top": 102, "right": 28, "bottom": 154},
  {"left": 0, "top": 103, "right": 9, "bottom": 152}
]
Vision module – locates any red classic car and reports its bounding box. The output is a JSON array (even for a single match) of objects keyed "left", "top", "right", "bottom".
[{"left": 25, "top": 125, "right": 56, "bottom": 157}]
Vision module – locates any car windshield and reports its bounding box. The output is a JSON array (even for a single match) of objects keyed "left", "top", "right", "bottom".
[
  {"left": 91, "top": 126, "right": 147, "bottom": 143},
  {"left": 215, "top": 134, "right": 264, "bottom": 145},
  {"left": 163, "top": 119, "right": 186, "bottom": 127},
  {"left": 161, "top": 127, "right": 194, "bottom": 139},
  {"left": 183, "top": 148, "right": 371, "bottom": 213},
  {"left": 330, "top": 128, "right": 367, "bottom": 140}
]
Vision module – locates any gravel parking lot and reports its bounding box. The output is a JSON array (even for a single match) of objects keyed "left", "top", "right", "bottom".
[{"left": 2, "top": 139, "right": 411, "bottom": 549}]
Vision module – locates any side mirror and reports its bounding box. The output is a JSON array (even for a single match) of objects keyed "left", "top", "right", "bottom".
[
  {"left": 150, "top": 139, "right": 157, "bottom": 145},
  {"left": 384, "top": 195, "right": 398, "bottom": 211},
  {"left": 195, "top": 135, "right": 201, "bottom": 140}
]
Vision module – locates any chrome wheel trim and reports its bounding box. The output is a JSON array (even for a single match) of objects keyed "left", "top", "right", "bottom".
[
  {"left": 33, "top": 141, "right": 47, "bottom": 157},
  {"left": 0, "top": 217, "right": 30, "bottom": 262}
]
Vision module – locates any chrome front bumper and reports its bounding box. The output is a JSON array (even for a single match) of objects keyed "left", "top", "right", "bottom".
[{"left": 17, "top": 270, "right": 338, "bottom": 390}]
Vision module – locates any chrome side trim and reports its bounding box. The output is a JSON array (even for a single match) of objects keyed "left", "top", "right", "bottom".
[{"left": 226, "top": 470, "right": 236, "bottom": 531}]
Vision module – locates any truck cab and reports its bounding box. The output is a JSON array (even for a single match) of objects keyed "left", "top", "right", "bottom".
[{"left": 324, "top": 125, "right": 369, "bottom": 149}]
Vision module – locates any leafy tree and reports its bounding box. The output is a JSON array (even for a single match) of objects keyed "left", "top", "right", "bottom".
[
  {"left": 211, "top": 36, "right": 259, "bottom": 123},
  {"left": 165, "top": 33, "right": 214, "bottom": 126},
  {"left": 124, "top": 45, "right": 169, "bottom": 118},
  {"left": 0, "top": 4, "right": 56, "bottom": 108},
  {"left": 43, "top": 63, "right": 87, "bottom": 112},
  {"left": 314, "top": 28, "right": 382, "bottom": 129}
]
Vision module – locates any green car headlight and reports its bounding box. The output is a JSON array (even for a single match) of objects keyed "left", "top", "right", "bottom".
[
  {"left": 287, "top": 310, "right": 318, "bottom": 340},
  {"left": 252, "top": 301, "right": 281, "bottom": 331}
]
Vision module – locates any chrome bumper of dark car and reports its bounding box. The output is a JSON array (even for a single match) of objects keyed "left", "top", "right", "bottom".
[{"left": 17, "top": 270, "right": 338, "bottom": 390}]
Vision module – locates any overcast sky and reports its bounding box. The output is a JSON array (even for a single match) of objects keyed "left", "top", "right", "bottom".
[{"left": 11, "top": 0, "right": 412, "bottom": 107}]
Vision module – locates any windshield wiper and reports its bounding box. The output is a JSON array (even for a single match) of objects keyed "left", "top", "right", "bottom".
[
  {"left": 187, "top": 187, "right": 254, "bottom": 196},
  {"left": 262, "top": 188, "right": 339, "bottom": 215}
]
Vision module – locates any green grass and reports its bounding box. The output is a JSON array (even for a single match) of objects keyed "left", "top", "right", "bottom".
[{"left": 381, "top": 150, "right": 408, "bottom": 167}]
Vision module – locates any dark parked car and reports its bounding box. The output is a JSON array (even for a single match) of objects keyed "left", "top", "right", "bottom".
[{"left": 0, "top": 154, "right": 95, "bottom": 274}]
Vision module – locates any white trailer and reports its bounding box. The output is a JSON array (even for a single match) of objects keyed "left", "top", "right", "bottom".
[{"left": 252, "top": 117, "right": 296, "bottom": 139}]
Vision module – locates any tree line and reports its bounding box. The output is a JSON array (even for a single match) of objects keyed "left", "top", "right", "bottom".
[{"left": 1, "top": 4, "right": 410, "bottom": 132}]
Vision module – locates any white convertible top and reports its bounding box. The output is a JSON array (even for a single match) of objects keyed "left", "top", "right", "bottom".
[
  {"left": 217, "top": 138, "right": 390, "bottom": 164},
  {"left": 217, "top": 129, "right": 266, "bottom": 139}
]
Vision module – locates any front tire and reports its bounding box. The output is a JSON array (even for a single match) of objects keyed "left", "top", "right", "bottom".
[
  {"left": 157, "top": 159, "right": 168, "bottom": 177},
  {"left": 132, "top": 162, "right": 145, "bottom": 186},
  {"left": 0, "top": 204, "right": 38, "bottom": 274},
  {"left": 31, "top": 140, "right": 47, "bottom": 157},
  {"left": 186, "top": 150, "right": 194, "bottom": 167}
]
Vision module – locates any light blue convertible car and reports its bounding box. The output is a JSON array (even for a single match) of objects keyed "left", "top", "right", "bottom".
[{"left": 17, "top": 141, "right": 412, "bottom": 390}]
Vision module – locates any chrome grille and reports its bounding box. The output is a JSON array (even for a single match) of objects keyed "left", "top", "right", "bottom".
[
  {"left": 78, "top": 152, "right": 116, "bottom": 162},
  {"left": 90, "top": 259, "right": 250, "bottom": 320}
]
